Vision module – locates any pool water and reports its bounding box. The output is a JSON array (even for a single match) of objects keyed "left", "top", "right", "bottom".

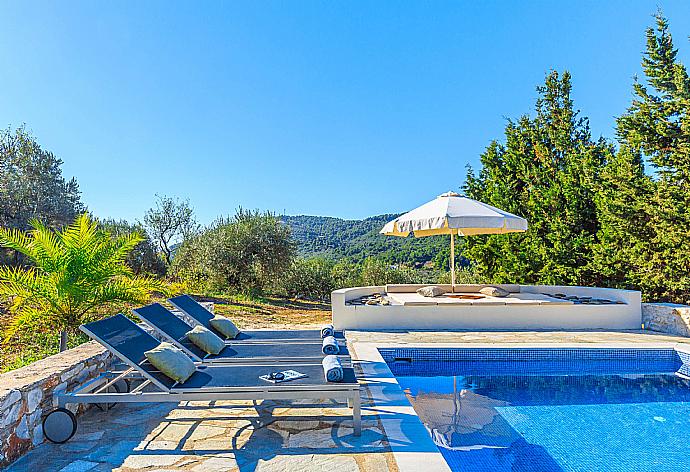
[{"left": 385, "top": 349, "right": 690, "bottom": 472}]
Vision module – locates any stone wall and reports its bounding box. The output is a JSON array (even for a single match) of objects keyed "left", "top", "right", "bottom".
[
  {"left": 642, "top": 303, "right": 690, "bottom": 337},
  {"left": 0, "top": 341, "right": 112, "bottom": 467},
  {"left": 0, "top": 301, "right": 214, "bottom": 468}
]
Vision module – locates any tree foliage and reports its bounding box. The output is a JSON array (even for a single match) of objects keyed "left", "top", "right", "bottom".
[
  {"left": 461, "top": 13, "right": 690, "bottom": 303},
  {"left": 0, "top": 213, "right": 168, "bottom": 350},
  {"left": 144, "top": 195, "right": 197, "bottom": 265},
  {"left": 464, "top": 71, "right": 612, "bottom": 285},
  {"left": 99, "top": 218, "right": 167, "bottom": 276},
  {"left": 279, "top": 257, "right": 338, "bottom": 301},
  {"left": 590, "top": 146, "right": 654, "bottom": 290},
  {"left": 0, "top": 126, "right": 83, "bottom": 264},
  {"left": 276, "top": 256, "right": 458, "bottom": 301},
  {"left": 172, "top": 209, "right": 295, "bottom": 293},
  {"left": 282, "top": 214, "right": 449, "bottom": 267},
  {"left": 614, "top": 13, "right": 690, "bottom": 301}
]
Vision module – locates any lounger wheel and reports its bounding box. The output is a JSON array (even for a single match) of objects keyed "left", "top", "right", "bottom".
[
  {"left": 43, "top": 408, "right": 77, "bottom": 444},
  {"left": 95, "top": 378, "right": 130, "bottom": 411}
]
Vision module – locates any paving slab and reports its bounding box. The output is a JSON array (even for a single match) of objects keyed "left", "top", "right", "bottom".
[{"left": 6, "top": 396, "right": 394, "bottom": 472}]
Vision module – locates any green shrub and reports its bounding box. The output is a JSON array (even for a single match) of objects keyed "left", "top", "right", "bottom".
[
  {"left": 360, "top": 258, "right": 428, "bottom": 286},
  {"left": 279, "top": 257, "right": 336, "bottom": 301},
  {"left": 277, "top": 256, "right": 463, "bottom": 301},
  {"left": 331, "top": 260, "right": 363, "bottom": 290},
  {"left": 436, "top": 267, "right": 483, "bottom": 285},
  {"left": 172, "top": 209, "right": 295, "bottom": 294}
]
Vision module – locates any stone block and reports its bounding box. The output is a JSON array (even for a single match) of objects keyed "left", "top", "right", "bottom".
[
  {"left": 31, "top": 424, "right": 44, "bottom": 447},
  {"left": 122, "top": 454, "right": 193, "bottom": 469},
  {"left": 53, "top": 381, "right": 68, "bottom": 394},
  {"left": 642, "top": 303, "right": 690, "bottom": 337},
  {"left": 42, "top": 374, "right": 60, "bottom": 390},
  {"left": 25, "top": 388, "right": 43, "bottom": 414},
  {"left": 15, "top": 417, "right": 30, "bottom": 440},
  {"left": 27, "top": 409, "right": 42, "bottom": 429},
  {"left": 0, "top": 341, "right": 114, "bottom": 468},
  {"left": 60, "top": 363, "right": 85, "bottom": 383},
  {"left": 0, "top": 390, "right": 21, "bottom": 411},
  {"left": 2, "top": 401, "right": 23, "bottom": 428}
]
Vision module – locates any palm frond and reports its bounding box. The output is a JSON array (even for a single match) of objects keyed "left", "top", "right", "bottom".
[
  {"left": 26, "top": 219, "right": 63, "bottom": 272},
  {"left": 0, "top": 227, "right": 38, "bottom": 259},
  {"left": 2, "top": 306, "right": 58, "bottom": 344},
  {"left": 59, "top": 213, "right": 99, "bottom": 253},
  {"left": 0, "top": 266, "right": 62, "bottom": 315}
]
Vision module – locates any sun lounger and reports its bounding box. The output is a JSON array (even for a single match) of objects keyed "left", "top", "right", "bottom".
[
  {"left": 168, "top": 294, "right": 345, "bottom": 343},
  {"left": 44, "top": 314, "right": 361, "bottom": 444},
  {"left": 133, "top": 303, "right": 349, "bottom": 364}
]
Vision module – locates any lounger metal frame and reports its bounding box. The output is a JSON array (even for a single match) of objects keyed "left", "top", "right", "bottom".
[{"left": 55, "top": 322, "right": 361, "bottom": 436}]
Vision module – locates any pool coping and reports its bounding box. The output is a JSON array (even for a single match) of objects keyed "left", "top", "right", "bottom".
[{"left": 351, "top": 339, "right": 690, "bottom": 472}]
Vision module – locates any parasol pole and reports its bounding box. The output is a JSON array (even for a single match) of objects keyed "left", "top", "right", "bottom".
[{"left": 450, "top": 231, "right": 456, "bottom": 291}]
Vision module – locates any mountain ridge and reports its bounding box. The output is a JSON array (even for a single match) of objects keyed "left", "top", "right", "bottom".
[{"left": 280, "top": 214, "right": 449, "bottom": 267}]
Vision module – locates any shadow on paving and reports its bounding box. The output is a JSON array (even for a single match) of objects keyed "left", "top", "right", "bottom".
[{"left": 6, "top": 397, "right": 402, "bottom": 472}]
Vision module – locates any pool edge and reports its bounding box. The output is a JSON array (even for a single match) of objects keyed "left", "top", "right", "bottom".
[{"left": 352, "top": 339, "right": 689, "bottom": 472}]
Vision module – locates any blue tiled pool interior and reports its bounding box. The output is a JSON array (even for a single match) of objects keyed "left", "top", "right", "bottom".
[{"left": 381, "top": 348, "right": 690, "bottom": 472}]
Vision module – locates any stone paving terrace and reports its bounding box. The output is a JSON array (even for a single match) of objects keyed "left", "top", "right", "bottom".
[
  {"left": 7, "top": 328, "right": 690, "bottom": 472},
  {"left": 7, "top": 398, "right": 391, "bottom": 472}
]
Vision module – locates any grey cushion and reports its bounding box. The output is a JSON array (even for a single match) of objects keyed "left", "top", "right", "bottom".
[
  {"left": 144, "top": 342, "right": 196, "bottom": 383},
  {"left": 186, "top": 325, "right": 225, "bottom": 355},
  {"left": 479, "top": 286, "right": 510, "bottom": 297},
  {"left": 416, "top": 285, "right": 446, "bottom": 297},
  {"left": 210, "top": 315, "right": 240, "bottom": 339}
]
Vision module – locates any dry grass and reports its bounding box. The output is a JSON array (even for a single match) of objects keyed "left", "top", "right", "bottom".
[{"left": 191, "top": 294, "right": 332, "bottom": 329}]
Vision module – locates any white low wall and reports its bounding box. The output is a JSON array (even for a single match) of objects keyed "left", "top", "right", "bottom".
[{"left": 332, "top": 285, "right": 642, "bottom": 330}]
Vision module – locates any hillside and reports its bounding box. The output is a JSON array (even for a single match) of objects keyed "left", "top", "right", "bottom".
[{"left": 281, "top": 214, "right": 450, "bottom": 267}]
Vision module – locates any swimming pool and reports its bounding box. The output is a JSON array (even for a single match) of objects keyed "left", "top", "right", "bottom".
[{"left": 381, "top": 348, "right": 690, "bottom": 472}]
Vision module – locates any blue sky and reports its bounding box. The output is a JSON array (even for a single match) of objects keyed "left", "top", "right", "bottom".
[{"left": 0, "top": 1, "right": 688, "bottom": 224}]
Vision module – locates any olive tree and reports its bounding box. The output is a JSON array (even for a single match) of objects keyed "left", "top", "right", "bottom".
[
  {"left": 0, "top": 126, "right": 83, "bottom": 265},
  {"left": 144, "top": 195, "right": 198, "bottom": 265},
  {"left": 172, "top": 208, "right": 295, "bottom": 293}
]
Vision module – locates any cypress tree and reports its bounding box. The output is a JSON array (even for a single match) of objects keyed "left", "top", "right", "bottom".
[
  {"left": 616, "top": 13, "right": 690, "bottom": 302},
  {"left": 590, "top": 146, "right": 653, "bottom": 291},
  {"left": 464, "top": 71, "right": 611, "bottom": 285}
]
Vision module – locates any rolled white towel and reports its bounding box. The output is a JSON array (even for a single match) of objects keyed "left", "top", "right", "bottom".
[
  {"left": 322, "top": 355, "right": 343, "bottom": 382},
  {"left": 322, "top": 336, "right": 340, "bottom": 355},
  {"left": 321, "top": 324, "right": 335, "bottom": 339}
]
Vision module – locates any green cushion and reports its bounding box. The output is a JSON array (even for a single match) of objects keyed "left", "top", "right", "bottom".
[
  {"left": 186, "top": 325, "right": 225, "bottom": 355},
  {"left": 209, "top": 315, "right": 240, "bottom": 339},
  {"left": 144, "top": 342, "right": 196, "bottom": 383}
]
